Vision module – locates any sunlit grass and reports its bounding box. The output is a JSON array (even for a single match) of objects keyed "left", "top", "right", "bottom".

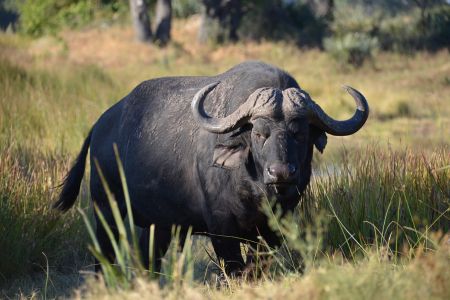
[
  {"left": 76, "top": 234, "right": 449, "bottom": 300},
  {"left": 0, "top": 146, "right": 89, "bottom": 281},
  {"left": 309, "top": 146, "right": 449, "bottom": 257}
]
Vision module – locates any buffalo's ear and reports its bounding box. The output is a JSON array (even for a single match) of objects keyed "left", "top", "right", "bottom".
[
  {"left": 314, "top": 132, "right": 327, "bottom": 153},
  {"left": 310, "top": 126, "right": 327, "bottom": 153},
  {"left": 213, "top": 145, "right": 249, "bottom": 169}
]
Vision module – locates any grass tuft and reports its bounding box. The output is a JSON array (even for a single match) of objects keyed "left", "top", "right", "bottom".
[
  {"left": 308, "top": 146, "right": 449, "bottom": 258},
  {"left": 0, "top": 146, "right": 89, "bottom": 281}
]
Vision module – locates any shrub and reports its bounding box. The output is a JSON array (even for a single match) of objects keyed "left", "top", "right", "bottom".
[
  {"left": 325, "top": 3, "right": 450, "bottom": 60},
  {"left": 379, "top": 5, "right": 450, "bottom": 52},
  {"left": 396, "top": 101, "right": 412, "bottom": 117},
  {"left": 325, "top": 5, "right": 380, "bottom": 67},
  {"left": 172, "top": 0, "right": 201, "bottom": 19},
  {"left": 378, "top": 13, "right": 422, "bottom": 52},
  {"left": 17, "top": 0, "right": 134, "bottom": 37},
  {"left": 238, "top": 0, "right": 329, "bottom": 47},
  {"left": 423, "top": 5, "right": 450, "bottom": 50},
  {"left": 324, "top": 33, "right": 379, "bottom": 67},
  {"left": 19, "top": 0, "right": 94, "bottom": 36}
]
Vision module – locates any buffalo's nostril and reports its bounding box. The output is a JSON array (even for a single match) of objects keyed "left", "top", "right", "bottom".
[
  {"left": 267, "top": 167, "right": 276, "bottom": 177},
  {"left": 267, "top": 165, "right": 282, "bottom": 180},
  {"left": 267, "top": 163, "right": 297, "bottom": 181}
]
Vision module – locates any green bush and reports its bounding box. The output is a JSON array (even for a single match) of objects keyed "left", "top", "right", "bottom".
[
  {"left": 325, "top": 5, "right": 380, "bottom": 66},
  {"left": 378, "top": 14, "right": 421, "bottom": 52},
  {"left": 379, "top": 5, "right": 450, "bottom": 52},
  {"left": 17, "top": 0, "right": 130, "bottom": 37},
  {"left": 238, "top": 0, "right": 329, "bottom": 47},
  {"left": 19, "top": 0, "right": 94, "bottom": 36},
  {"left": 326, "top": 3, "right": 449, "bottom": 60},
  {"left": 324, "top": 33, "right": 379, "bottom": 67},
  {"left": 423, "top": 5, "right": 450, "bottom": 50},
  {"left": 172, "top": 0, "right": 201, "bottom": 19}
]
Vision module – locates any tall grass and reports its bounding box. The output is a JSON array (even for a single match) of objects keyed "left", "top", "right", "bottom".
[
  {"left": 79, "top": 145, "right": 195, "bottom": 290},
  {"left": 78, "top": 167, "right": 449, "bottom": 300},
  {"left": 0, "top": 55, "right": 123, "bottom": 282},
  {"left": 0, "top": 57, "right": 124, "bottom": 153},
  {"left": 256, "top": 146, "right": 449, "bottom": 274},
  {"left": 76, "top": 145, "right": 449, "bottom": 298},
  {"left": 79, "top": 236, "right": 449, "bottom": 299},
  {"left": 309, "top": 147, "right": 449, "bottom": 258},
  {"left": 0, "top": 145, "right": 88, "bottom": 281}
]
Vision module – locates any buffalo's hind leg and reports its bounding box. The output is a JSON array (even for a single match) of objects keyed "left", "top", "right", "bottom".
[
  {"left": 139, "top": 227, "right": 172, "bottom": 274},
  {"left": 90, "top": 172, "right": 127, "bottom": 272},
  {"left": 93, "top": 203, "right": 127, "bottom": 272}
]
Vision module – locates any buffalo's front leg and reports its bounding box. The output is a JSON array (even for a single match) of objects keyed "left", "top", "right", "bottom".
[
  {"left": 242, "top": 227, "right": 282, "bottom": 278},
  {"left": 210, "top": 237, "right": 245, "bottom": 276}
]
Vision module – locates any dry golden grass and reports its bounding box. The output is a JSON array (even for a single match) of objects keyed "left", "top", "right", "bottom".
[{"left": 78, "top": 236, "right": 449, "bottom": 300}]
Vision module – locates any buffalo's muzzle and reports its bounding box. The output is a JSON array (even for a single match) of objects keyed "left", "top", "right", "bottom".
[{"left": 265, "top": 162, "right": 297, "bottom": 184}]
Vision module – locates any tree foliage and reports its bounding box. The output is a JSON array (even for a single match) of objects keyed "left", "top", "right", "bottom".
[{"left": 19, "top": 0, "right": 93, "bottom": 36}]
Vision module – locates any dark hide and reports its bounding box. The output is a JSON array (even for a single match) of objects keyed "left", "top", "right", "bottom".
[{"left": 55, "top": 61, "right": 330, "bottom": 275}]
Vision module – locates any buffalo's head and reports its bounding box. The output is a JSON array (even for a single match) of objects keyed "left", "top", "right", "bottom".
[{"left": 192, "top": 82, "right": 369, "bottom": 200}]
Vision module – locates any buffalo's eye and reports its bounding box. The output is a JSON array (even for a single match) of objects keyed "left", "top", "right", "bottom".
[
  {"left": 254, "top": 132, "right": 265, "bottom": 139},
  {"left": 288, "top": 120, "right": 308, "bottom": 143},
  {"left": 289, "top": 129, "right": 307, "bottom": 143},
  {"left": 253, "top": 131, "right": 268, "bottom": 146},
  {"left": 294, "top": 132, "right": 306, "bottom": 142}
]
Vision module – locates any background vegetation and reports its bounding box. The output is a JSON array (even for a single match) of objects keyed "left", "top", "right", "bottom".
[
  {"left": 2, "top": 0, "right": 449, "bottom": 64},
  {"left": 0, "top": 0, "right": 448, "bottom": 299}
]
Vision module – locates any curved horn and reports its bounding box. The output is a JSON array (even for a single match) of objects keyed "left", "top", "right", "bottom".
[
  {"left": 191, "top": 82, "right": 253, "bottom": 134},
  {"left": 309, "top": 86, "right": 369, "bottom": 136}
]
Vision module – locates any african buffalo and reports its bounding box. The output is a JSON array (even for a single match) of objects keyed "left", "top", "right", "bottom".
[{"left": 54, "top": 61, "right": 369, "bottom": 275}]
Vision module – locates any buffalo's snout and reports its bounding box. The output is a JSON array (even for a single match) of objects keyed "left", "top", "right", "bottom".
[{"left": 265, "top": 162, "right": 297, "bottom": 184}]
